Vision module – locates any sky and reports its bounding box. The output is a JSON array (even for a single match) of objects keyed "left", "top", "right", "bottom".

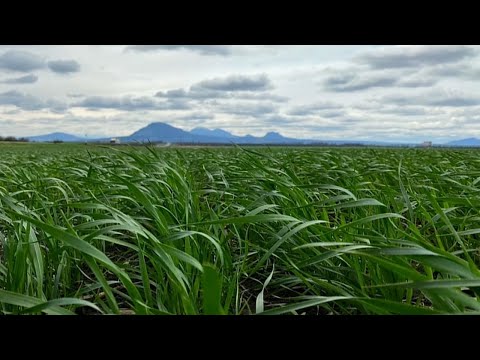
[{"left": 0, "top": 45, "right": 479, "bottom": 143}]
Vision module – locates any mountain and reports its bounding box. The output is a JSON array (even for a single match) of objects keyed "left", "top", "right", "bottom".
[
  {"left": 27, "top": 132, "right": 87, "bottom": 142},
  {"left": 122, "top": 122, "right": 304, "bottom": 144},
  {"left": 262, "top": 131, "right": 289, "bottom": 142},
  {"left": 122, "top": 122, "right": 230, "bottom": 143},
  {"left": 233, "top": 131, "right": 304, "bottom": 144},
  {"left": 124, "top": 122, "right": 195, "bottom": 143},
  {"left": 446, "top": 138, "right": 480, "bottom": 147},
  {"left": 190, "top": 127, "right": 236, "bottom": 139},
  {"left": 241, "top": 135, "right": 256, "bottom": 141},
  {"left": 263, "top": 131, "right": 283, "bottom": 140}
]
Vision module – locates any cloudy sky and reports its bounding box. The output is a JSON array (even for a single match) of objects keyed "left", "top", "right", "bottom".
[{"left": 0, "top": 45, "right": 479, "bottom": 143}]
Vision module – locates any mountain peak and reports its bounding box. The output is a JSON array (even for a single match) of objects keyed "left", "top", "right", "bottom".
[
  {"left": 263, "top": 131, "right": 285, "bottom": 139},
  {"left": 143, "top": 122, "right": 176, "bottom": 129},
  {"left": 190, "top": 127, "right": 235, "bottom": 138},
  {"left": 127, "top": 121, "right": 192, "bottom": 142}
]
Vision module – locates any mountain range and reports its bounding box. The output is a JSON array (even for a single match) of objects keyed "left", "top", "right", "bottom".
[
  {"left": 444, "top": 138, "right": 480, "bottom": 147},
  {"left": 119, "top": 122, "right": 332, "bottom": 144},
  {"left": 27, "top": 123, "right": 320, "bottom": 145},
  {"left": 24, "top": 122, "right": 480, "bottom": 147},
  {"left": 27, "top": 132, "right": 88, "bottom": 142}
]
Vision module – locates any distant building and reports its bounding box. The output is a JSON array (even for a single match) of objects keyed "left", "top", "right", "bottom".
[
  {"left": 110, "top": 138, "right": 120, "bottom": 144},
  {"left": 421, "top": 141, "right": 432, "bottom": 148}
]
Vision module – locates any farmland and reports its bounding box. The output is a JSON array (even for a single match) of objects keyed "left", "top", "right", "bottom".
[{"left": 0, "top": 143, "right": 479, "bottom": 314}]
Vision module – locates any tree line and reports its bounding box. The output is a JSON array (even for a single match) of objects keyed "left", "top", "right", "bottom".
[{"left": 0, "top": 136, "right": 30, "bottom": 142}]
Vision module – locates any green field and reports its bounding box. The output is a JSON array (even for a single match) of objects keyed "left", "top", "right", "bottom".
[{"left": 0, "top": 143, "right": 479, "bottom": 314}]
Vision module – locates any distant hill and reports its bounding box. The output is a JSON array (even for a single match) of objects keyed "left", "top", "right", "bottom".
[
  {"left": 123, "top": 122, "right": 196, "bottom": 143},
  {"left": 446, "top": 138, "right": 480, "bottom": 147},
  {"left": 27, "top": 132, "right": 88, "bottom": 142},
  {"left": 189, "top": 128, "right": 298, "bottom": 143},
  {"left": 190, "top": 127, "right": 236, "bottom": 139},
  {"left": 263, "top": 132, "right": 285, "bottom": 141}
]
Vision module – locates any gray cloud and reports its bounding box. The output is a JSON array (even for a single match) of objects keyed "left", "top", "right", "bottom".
[
  {"left": 0, "top": 90, "right": 67, "bottom": 111},
  {"left": 323, "top": 73, "right": 397, "bottom": 92},
  {"left": 374, "top": 106, "right": 428, "bottom": 116},
  {"left": 261, "top": 115, "right": 296, "bottom": 125},
  {"left": 217, "top": 102, "right": 277, "bottom": 117},
  {"left": 175, "top": 112, "right": 215, "bottom": 121},
  {"left": 155, "top": 74, "right": 286, "bottom": 104},
  {"left": 353, "top": 102, "right": 380, "bottom": 111},
  {"left": 303, "top": 125, "right": 351, "bottom": 133},
  {"left": 1, "top": 74, "right": 38, "bottom": 84},
  {"left": 74, "top": 95, "right": 191, "bottom": 111},
  {"left": 192, "top": 74, "right": 272, "bottom": 92},
  {"left": 165, "top": 99, "right": 192, "bottom": 110},
  {"left": 379, "top": 90, "right": 480, "bottom": 107},
  {"left": 429, "top": 97, "right": 480, "bottom": 107},
  {"left": 335, "top": 116, "right": 364, "bottom": 124},
  {"left": 47, "top": 60, "right": 81, "bottom": 74},
  {"left": 0, "top": 50, "right": 81, "bottom": 76},
  {"left": 125, "top": 45, "right": 232, "bottom": 56},
  {"left": 1, "top": 109, "right": 20, "bottom": 115},
  {"left": 424, "top": 63, "right": 480, "bottom": 81},
  {"left": 0, "top": 50, "right": 45, "bottom": 72},
  {"left": 448, "top": 107, "right": 480, "bottom": 119},
  {"left": 318, "top": 110, "right": 347, "bottom": 118},
  {"left": 157, "top": 88, "right": 189, "bottom": 98},
  {"left": 0, "top": 90, "right": 45, "bottom": 110},
  {"left": 75, "top": 96, "right": 154, "bottom": 110},
  {"left": 396, "top": 75, "right": 438, "bottom": 87},
  {"left": 427, "top": 64, "right": 468, "bottom": 77},
  {"left": 0, "top": 119, "right": 16, "bottom": 126},
  {"left": 356, "top": 45, "right": 476, "bottom": 69},
  {"left": 288, "top": 101, "right": 343, "bottom": 116},
  {"left": 322, "top": 69, "right": 437, "bottom": 92},
  {"left": 233, "top": 92, "right": 288, "bottom": 102},
  {"left": 156, "top": 87, "right": 220, "bottom": 100},
  {"left": 49, "top": 102, "right": 69, "bottom": 113},
  {"left": 396, "top": 76, "right": 437, "bottom": 87},
  {"left": 156, "top": 87, "right": 287, "bottom": 102},
  {"left": 257, "top": 115, "right": 347, "bottom": 133}
]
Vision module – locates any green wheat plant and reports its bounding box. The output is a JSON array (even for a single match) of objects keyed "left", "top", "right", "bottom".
[{"left": 0, "top": 143, "right": 479, "bottom": 315}]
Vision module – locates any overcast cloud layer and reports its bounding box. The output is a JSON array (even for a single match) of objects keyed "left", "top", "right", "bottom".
[{"left": 0, "top": 45, "right": 479, "bottom": 143}]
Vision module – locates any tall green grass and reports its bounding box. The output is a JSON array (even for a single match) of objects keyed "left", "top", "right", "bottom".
[{"left": 0, "top": 143, "right": 479, "bottom": 314}]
